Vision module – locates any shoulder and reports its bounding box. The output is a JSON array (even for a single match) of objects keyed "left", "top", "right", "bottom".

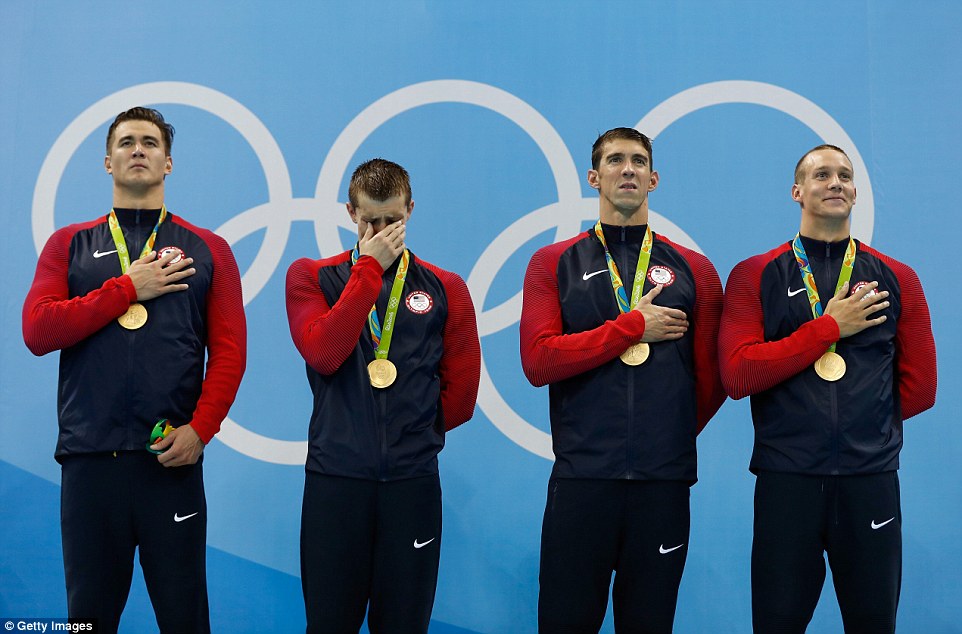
[
  {"left": 413, "top": 255, "right": 464, "bottom": 286},
  {"left": 167, "top": 213, "right": 214, "bottom": 238},
  {"left": 39, "top": 217, "right": 105, "bottom": 256},
  {"left": 410, "top": 256, "right": 473, "bottom": 308},
  {"left": 52, "top": 216, "right": 105, "bottom": 240},
  {"left": 654, "top": 233, "right": 717, "bottom": 273},
  {"left": 857, "top": 242, "right": 920, "bottom": 286},
  {"left": 287, "top": 250, "right": 352, "bottom": 276},
  {"left": 729, "top": 242, "right": 792, "bottom": 281},
  {"left": 529, "top": 231, "right": 592, "bottom": 268}
]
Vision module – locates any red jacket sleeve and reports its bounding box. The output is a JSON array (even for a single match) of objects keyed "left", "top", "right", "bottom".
[
  {"left": 22, "top": 224, "right": 138, "bottom": 356},
  {"left": 187, "top": 227, "right": 248, "bottom": 443},
  {"left": 869, "top": 249, "right": 937, "bottom": 420},
  {"left": 421, "top": 261, "right": 481, "bottom": 431},
  {"left": 285, "top": 253, "right": 383, "bottom": 376},
  {"left": 519, "top": 238, "right": 647, "bottom": 387},
  {"left": 666, "top": 238, "right": 726, "bottom": 432},
  {"left": 718, "top": 251, "right": 841, "bottom": 400}
]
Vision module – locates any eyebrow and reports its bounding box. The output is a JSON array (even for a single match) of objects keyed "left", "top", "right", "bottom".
[
  {"left": 116, "top": 134, "right": 161, "bottom": 145},
  {"left": 812, "top": 165, "right": 853, "bottom": 174},
  {"left": 606, "top": 152, "right": 648, "bottom": 163}
]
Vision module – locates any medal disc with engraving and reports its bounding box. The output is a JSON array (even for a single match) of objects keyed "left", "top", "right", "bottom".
[
  {"left": 814, "top": 351, "right": 846, "bottom": 382},
  {"left": 118, "top": 303, "right": 148, "bottom": 330},
  {"left": 368, "top": 358, "right": 398, "bottom": 388},
  {"left": 620, "top": 342, "right": 650, "bottom": 366}
]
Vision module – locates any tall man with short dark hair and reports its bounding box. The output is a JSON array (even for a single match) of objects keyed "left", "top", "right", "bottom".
[
  {"left": 719, "top": 144, "right": 937, "bottom": 633},
  {"left": 23, "top": 106, "right": 247, "bottom": 633},
  {"left": 286, "top": 158, "right": 481, "bottom": 633},
  {"left": 521, "top": 128, "right": 725, "bottom": 633}
]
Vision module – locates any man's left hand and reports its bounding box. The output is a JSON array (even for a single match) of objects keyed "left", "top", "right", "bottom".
[{"left": 153, "top": 424, "right": 205, "bottom": 467}]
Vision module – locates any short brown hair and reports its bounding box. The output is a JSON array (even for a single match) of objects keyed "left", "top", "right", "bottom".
[
  {"left": 794, "top": 144, "right": 850, "bottom": 183},
  {"left": 591, "top": 127, "right": 653, "bottom": 170},
  {"left": 348, "top": 158, "right": 412, "bottom": 207},
  {"left": 106, "top": 107, "right": 175, "bottom": 156}
]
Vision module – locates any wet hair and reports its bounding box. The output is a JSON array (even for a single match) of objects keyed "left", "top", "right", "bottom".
[
  {"left": 106, "top": 107, "right": 175, "bottom": 155},
  {"left": 794, "top": 144, "right": 850, "bottom": 183},
  {"left": 591, "top": 127, "right": 653, "bottom": 170},
  {"left": 348, "top": 158, "right": 412, "bottom": 207}
]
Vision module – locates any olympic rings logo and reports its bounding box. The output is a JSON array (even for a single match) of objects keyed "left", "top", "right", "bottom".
[{"left": 32, "top": 79, "right": 874, "bottom": 465}]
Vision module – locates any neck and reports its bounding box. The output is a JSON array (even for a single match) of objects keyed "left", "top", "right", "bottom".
[
  {"left": 113, "top": 185, "right": 165, "bottom": 210},
  {"left": 798, "top": 217, "right": 850, "bottom": 242},
  {"left": 599, "top": 204, "right": 648, "bottom": 227}
]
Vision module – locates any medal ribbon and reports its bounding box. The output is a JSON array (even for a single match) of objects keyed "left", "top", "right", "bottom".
[
  {"left": 351, "top": 246, "right": 410, "bottom": 360},
  {"left": 107, "top": 206, "right": 167, "bottom": 273},
  {"left": 791, "top": 233, "right": 857, "bottom": 353},
  {"left": 593, "top": 221, "right": 653, "bottom": 313}
]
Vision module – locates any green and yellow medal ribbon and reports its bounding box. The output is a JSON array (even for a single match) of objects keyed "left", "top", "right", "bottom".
[
  {"left": 107, "top": 205, "right": 168, "bottom": 273},
  {"left": 791, "top": 233, "right": 856, "bottom": 354},
  {"left": 594, "top": 220, "right": 653, "bottom": 313},
  {"left": 351, "top": 246, "right": 410, "bottom": 360}
]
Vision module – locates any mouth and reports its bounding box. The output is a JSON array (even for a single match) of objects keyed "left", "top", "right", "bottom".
[{"left": 619, "top": 183, "right": 638, "bottom": 190}]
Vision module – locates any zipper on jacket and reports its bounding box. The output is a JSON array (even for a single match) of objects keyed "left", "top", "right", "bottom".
[
  {"left": 626, "top": 372, "right": 635, "bottom": 479},
  {"left": 823, "top": 239, "right": 840, "bottom": 474},
  {"left": 126, "top": 212, "right": 143, "bottom": 449},
  {"left": 618, "top": 226, "right": 634, "bottom": 479},
  {"left": 376, "top": 273, "right": 391, "bottom": 481}
]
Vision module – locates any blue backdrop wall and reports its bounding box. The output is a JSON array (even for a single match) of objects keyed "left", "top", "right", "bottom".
[{"left": 2, "top": 2, "right": 960, "bottom": 632}]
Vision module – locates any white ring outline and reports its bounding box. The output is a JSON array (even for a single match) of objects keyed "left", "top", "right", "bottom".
[
  {"left": 636, "top": 80, "right": 873, "bottom": 242},
  {"left": 31, "top": 80, "right": 873, "bottom": 465},
  {"left": 30, "top": 81, "right": 312, "bottom": 464},
  {"left": 471, "top": 199, "right": 700, "bottom": 460},
  {"left": 476, "top": 80, "right": 875, "bottom": 460},
  {"left": 314, "top": 79, "right": 584, "bottom": 276},
  {"left": 30, "top": 80, "right": 588, "bottom": 465}
]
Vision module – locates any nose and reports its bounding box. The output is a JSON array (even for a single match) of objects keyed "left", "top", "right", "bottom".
[{"left": 132, "top": 143, "right": 146, "bottom": 157}]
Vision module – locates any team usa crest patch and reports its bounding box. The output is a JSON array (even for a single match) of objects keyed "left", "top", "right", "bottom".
[
  {"left": 158, "top": 246, "right": 185, "bottom": 266},
  {"left": 406, "top": 290, "right": 434, "bottom": 314},
  {"left": 647, "top": 265, "right": 676, "bottom": 287},
  {"left": 850, "top": 280, "right": 879, "bottom": 298}
]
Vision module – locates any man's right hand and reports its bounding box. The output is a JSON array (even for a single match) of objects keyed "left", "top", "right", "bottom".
[
  {"left": 358, "top": 222, "right": 405, "bottom": 271},
  {"left": 126, "top": 250, "right": 195, "bottom": 301},
  {"left": 823, "top": 281, "right": 890, "bottom": 338},
  {"left": 633, "top": 285, "right": 689, "bottom": 342}
]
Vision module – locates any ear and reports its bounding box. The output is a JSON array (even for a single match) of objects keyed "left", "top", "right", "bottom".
[
  {"left": 105, "top": 155, "right": 112, "bottom": 174},
  {"left": 165, "top": 156, "right": 173, "bottom": 175},
  {"left": 586, "top": 169, "right": 600, "bottom": 190},
  {"left": 648, "top": 170, "right": 660, "bottom": 192},
  {"left": 791, "top": 183, "right": 802, "bottom": 203},
  {"left": 405, "top": 199, "right": 414, "bottom": 222},
  {"left": 346, "top": 202, "right": 358, "bottom": 224}
]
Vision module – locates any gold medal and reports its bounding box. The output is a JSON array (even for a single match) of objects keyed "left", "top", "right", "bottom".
[
  {"left": 368, "top": 358, "right": 398, "bottom": 388},
  {"left": 620, "top": 342, "right": 650, "bottom": 366},
  {"left": 118, "top": 303, "right": 148, "bottom": 330},
  {"left": 814, "top": 351, "right": 846, "bottom": 382}
]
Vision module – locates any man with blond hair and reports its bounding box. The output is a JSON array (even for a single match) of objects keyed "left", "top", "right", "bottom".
[
  {"left": 719, "top": 144, "right": 937, "bottom": 632},
  {"left": 286, "top": 158, "right": 481, "bottom": 633}
]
